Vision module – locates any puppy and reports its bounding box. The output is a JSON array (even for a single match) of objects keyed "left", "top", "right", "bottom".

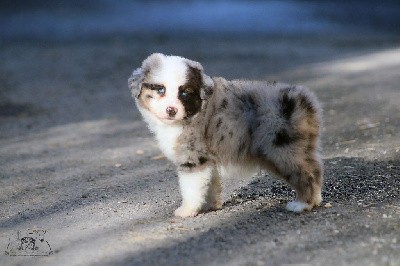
[{"left": 129, "top": 53, "right": 323, "bottom": 217}]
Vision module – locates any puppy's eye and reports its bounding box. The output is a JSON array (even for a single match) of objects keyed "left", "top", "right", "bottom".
[
  {"left": 156, "top": 86, "right": 166, "bottom": 96},
  {"left": 143, "top": 83, "right": 166, "bottom": 96},
  {"left": 180, "top": 90, "right": 189, "bottom": 98}
]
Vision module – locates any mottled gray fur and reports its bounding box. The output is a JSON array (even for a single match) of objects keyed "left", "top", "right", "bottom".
[{"left": 176, "top": 78, "right": 323, "bottom": 207}]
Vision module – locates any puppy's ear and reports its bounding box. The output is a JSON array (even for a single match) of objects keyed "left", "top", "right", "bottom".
[
  {"left": 128, "top": 53, "right": 165, "bottom": 99},
  {"left": 200, "top": 74, "right": 214, "bottom": 100},
  {"left": 184, "top": 58, "right": 214, "bottom": 100},
  {"left": 128, "top": 68, "right": 143, "bottom": 99},
  {"left": 185, "top": 58, "right": 203, "bottom": 73}
]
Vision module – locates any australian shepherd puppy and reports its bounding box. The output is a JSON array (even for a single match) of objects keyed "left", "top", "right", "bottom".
[{"left": 128, "top": 53, "right": 323, "bottom": 217}]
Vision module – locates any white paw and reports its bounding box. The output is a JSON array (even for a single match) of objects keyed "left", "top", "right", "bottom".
[
  {"left": 174, "top": 205, "right": 200, "bottom": 218},
  {"left": 286, "top": 201, "right": 312, "bottom": 213}
]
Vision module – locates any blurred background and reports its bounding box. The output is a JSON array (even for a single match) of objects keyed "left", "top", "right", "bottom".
[
  {"left": 1, "top": 0, "right": 400, "bottom": 40},
  {"left": 1, "top": 0, "right": 400, "bottom": 80}
]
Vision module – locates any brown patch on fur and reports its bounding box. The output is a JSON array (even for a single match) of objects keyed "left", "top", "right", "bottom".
[
  {"left": 299, "top": 94, "right": 316, "bottom": 114},
  {"left": 179, "top": 66, "right": 203, "bottom": 118},
  {"left": 137, "top": 86, "right": 158, "bottom": 111}
]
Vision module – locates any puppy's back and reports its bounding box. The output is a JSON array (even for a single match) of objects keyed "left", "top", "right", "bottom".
[{"left": 204, "top": 78, "right": 322, "bottom": 167}]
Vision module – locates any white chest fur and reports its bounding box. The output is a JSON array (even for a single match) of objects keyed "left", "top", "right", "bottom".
[
  {"left": 153, "top": 124, "right": 182, "bottom": 162},
  {"left": 139, "top": 107, "right": 182, "bottom": 162}
]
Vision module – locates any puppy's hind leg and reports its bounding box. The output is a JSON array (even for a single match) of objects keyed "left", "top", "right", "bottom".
[
  {"left": 285, "top": 158, "right": 323, "bottom": 213},
  {"left": 206, "top": 168, "right": 222, "bottom": 211},
  {"left": 175, "top": 166, "right": 221, "bottom": 217}
]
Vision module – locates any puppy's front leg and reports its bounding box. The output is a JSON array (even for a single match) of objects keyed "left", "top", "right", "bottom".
[{"left": 175, "top": 166, "right": 216, "bottom": 217}]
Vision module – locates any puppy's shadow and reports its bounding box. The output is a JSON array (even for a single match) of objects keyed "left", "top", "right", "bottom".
[
  {"left": 223, "top": 175, "right": 294, "bottom": 208},
  {"left": 223, "top": 156, "right": 400, "bottom": 208}
]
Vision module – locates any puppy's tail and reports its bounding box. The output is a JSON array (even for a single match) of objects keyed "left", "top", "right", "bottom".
[{"left": 279, "top": 85, "right": 322, "bottom": 128}]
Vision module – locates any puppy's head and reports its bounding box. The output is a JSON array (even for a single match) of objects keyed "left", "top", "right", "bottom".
[{"left": 129, "top": 53, "right": 213, "bottom": 124}]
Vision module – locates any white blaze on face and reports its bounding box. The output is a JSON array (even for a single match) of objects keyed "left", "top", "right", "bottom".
[{"left": 147, "top": 56, "right": 188, "bottom": 122}]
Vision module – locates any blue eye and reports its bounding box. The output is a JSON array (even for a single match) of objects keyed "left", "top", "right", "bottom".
[{"left": 157, "top": 87, "right": 166, "bottom": 96}]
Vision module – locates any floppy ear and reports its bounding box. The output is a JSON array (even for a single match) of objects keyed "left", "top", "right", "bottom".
[
  {"left": 200, "top": 74, "right": 214, "bottom": 100},
  {"left": 128, "top": 53, "right": 164, "bottom": 99},
  {"left": 184, "top": 58, "right": 214, "bottom": 100},
  {"left": 128, "top": 68, "right": 143, "bottom": 99}
]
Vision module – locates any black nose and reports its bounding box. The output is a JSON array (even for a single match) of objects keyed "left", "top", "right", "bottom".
[{"left": 166, "top": 106, "right": 178, "bottom": 117}]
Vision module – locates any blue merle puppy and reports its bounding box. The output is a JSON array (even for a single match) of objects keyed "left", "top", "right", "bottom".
[{"left": 129, "top": 53, "right": 323, "bottom": 217}]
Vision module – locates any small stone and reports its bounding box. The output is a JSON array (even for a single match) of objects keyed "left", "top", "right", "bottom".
[
  {"left": 136, "top": 150, "right": 144, "bottom": 155},
  {"left": 357, "top": 118, "right": 380, "bottom": 130},
  {"left": 152, "top": 154, "right": 166, "bottom": 160},
  {"left": 382, "top": 214, "right": 388, "bottom": 219},
  {"left": 324, "top": 202, "right": 333, "bottom": 208},
  {"left": 115, "top": 163, "right": 122, "bottom": 168}
]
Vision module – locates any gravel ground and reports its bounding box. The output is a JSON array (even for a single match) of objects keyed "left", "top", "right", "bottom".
[{"left": 0, "top": 33, "right": 399, "bottom": 265}]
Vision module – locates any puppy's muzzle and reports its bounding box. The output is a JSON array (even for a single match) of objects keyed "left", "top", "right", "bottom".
[{"left": 166, "top": 106, "right": 178, "bottom": 117}]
